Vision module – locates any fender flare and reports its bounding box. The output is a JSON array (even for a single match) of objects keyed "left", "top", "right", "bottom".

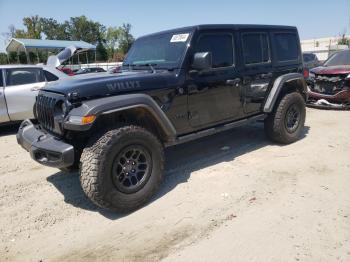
[
  {"left": 263, "top": 73, "right": 307, "bottom": 113},
  {"left": 65, "top": 94, "right": 177, "bottom": 140}
]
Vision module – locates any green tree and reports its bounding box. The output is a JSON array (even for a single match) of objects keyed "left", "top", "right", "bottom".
[
  {"left": 118, "top": 23, "right": 134, "bottom": 55},
  {"left": 22, "top": 15, "right": 42, "bottom": 39},
  {"left": 338, "top": 34, "right": 350, "bottom": 46},
  {"left": 40, "top": 18, "right": 70, "bottom": 40},
  {"left": 67, "top": 16, "right": 106, "bottom": 44},
  {"left": 105, "top": 26, "right": 121, "bottom": 60},
  {"left": 96, "top": 40, "right": 108, "bottom": 61},
  {"left": 0, "top": 53, "right": 9, "bottom": 64}
]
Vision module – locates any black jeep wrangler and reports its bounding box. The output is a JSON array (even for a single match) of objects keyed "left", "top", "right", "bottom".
[{"left": 17, "top": 25, "right": 307, "bottom": 212}]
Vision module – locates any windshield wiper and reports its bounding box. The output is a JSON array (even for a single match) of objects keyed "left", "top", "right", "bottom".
[
  {"left": 134, "top": 63, "right": 157, "bottom": 73},
  {"left": 123, "top": 63, "right": 157, "bottom": 73}
]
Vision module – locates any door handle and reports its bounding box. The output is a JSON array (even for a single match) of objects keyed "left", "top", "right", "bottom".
[{"left": 226, "top": 78, "right": 241, "bottom": 86}]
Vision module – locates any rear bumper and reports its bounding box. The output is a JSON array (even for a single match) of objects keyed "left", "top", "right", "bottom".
[{"left": 17, "top": 120, "right": 75, "bottom": 168}]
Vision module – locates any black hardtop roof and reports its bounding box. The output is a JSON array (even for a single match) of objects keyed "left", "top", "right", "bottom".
[{"left": 139, "top": 24, "right": 297, "bottom": 39}]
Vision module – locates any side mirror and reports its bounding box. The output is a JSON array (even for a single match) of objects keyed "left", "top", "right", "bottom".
[{"left": 192, "top": 52, "right": 212, "bottom": 71}]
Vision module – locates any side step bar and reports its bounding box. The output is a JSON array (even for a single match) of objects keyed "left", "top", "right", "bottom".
[{"left": 166, "top": 114, "right": 267, "bottom": 147}]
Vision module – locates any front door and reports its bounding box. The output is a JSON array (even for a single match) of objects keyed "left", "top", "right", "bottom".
[
  {"left": 188, "top": 32, "right": 243, "bottom": 129},
  {"left": 4, "top": 68, "right": 46, "bottom": 120}
]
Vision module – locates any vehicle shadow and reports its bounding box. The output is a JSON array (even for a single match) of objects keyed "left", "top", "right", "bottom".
[
  {"left": 0, "top": 122, "right": 20, "bottom": 137},
  {"left": 47, "top": 122, "right": 310, "bottom": 219}
]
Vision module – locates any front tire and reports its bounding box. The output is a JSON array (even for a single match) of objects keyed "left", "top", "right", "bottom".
[
  {"left": 264, "top": 92, "right": 306, "bottom": 144},
  {"left": 80, "top": 125, "right": 164, "bottom": 213}
]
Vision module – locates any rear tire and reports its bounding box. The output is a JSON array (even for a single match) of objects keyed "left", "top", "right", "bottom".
[
  {"left": 80, "top": 125, "right": 164, "bottom": 213},
  {"left": 264, "top": 92, "right": 306, "bottom": 144}
]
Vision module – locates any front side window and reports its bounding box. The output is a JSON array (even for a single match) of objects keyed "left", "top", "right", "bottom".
[
  {"left": 242, "top": 33, "right": 270, "bottom": 65},
  {"left": 6, "top": 68, "right": 45, "bottom": 86},
  {"left": 274, "top": 33, "right": 299, "bottom": 62},
  {"left": 123, "top": 31, "right": 191, "bottom": 69},
  {"left": 195, "top": 34, "right": 234, "bottom": 68}
]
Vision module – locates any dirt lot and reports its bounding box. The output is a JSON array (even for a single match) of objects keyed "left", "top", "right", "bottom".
[{"left": 0, "top": 108, "right": 350, "bottom": 262}]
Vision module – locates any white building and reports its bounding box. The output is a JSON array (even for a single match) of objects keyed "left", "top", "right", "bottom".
[{"left": 301, "top": 35, "right": 349, "bottom": 61}]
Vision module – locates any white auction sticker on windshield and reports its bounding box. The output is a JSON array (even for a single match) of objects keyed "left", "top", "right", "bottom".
[{"left": 170, "top": 33, "right": 189, "bottom": 42}]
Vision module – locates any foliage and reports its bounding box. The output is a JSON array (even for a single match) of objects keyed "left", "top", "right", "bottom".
[
  {"left": 338, "top": 34, "right": 350, "bottom": 46},
  {"left": 22, "top": 15, "right": 42, "bottom": 39},
  {"left": 0, "top": 53, "right": 8, "bottom": 64},
  {"left": 96, "top": 41, "right": 108, "bottom": 61},
  {"left": 118, "top": 23, "right": 135, "bottom": 55},
  {"left": 40, "top": 18, "right": 70, "bottom": 40},
  {"left": 105, "top": 26, "right": 121, "bottom": 60}
]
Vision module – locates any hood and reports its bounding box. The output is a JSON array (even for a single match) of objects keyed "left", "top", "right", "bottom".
[
  {"left": 46, "top": 46, "right": 80, "bottom": 68},
  {"left": 42, "top": 70, "right": 176, "bottom": 101},
  {"left": 311, "top": 65, "right": 350, "bottom": 75}
]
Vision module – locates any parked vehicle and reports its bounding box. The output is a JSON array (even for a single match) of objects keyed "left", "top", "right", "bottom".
[
  {"left": 75, "top": 67, "right": 106, "bottom": 75},
  {"left": 59, "top": 67, "right": 75, "bottom": 76},
  {"left": 0, "top": 46, "right": 92, "bottom": 125},
  {"left": 307, "top": 49, "right": 350, "bottom": 109},
  {"left": 0, "top": 65, "right": 46, "bottom": 124},
  {"left": 303, "top": 52, "right": 320, "bottom": 69},
  {"left": 17, "top": 24, "right": 307, "bottom": 212},
  {"left": 107, "top": 65, "right": 122, "bottom": 74}
]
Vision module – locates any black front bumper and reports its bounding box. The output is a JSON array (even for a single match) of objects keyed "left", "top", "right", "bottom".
[{"left": 17, "top": 120, "right": 75, "bottom": 168}]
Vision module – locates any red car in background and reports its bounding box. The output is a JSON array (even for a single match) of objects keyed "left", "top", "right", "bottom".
[
  {"left": 307, "top": 49, "right": 350, "bottom": 109},
  {"left": 58, "top": 67, "right": 75, "bottom": 76}
]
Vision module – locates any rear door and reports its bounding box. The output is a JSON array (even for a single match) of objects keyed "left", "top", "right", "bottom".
[
  {"left": 4, "top": 67, "right": 46, "bottom": 120},
  {"left": 0, "top": 69, "right": 10, "bottom": 123},
  {"left": 239, "top": 31, "right": 274, "bottom": 114}
]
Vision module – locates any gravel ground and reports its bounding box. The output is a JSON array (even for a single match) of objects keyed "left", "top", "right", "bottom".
[{"left": 0, "top": 108, "right": 349, "bottom": 262}]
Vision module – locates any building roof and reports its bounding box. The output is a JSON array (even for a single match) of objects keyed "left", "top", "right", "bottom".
[{"left": 6, "top": 38, "right": 96, "bottom": 53}]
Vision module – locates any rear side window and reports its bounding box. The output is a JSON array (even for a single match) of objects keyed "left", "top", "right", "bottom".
[
  {"left": 274, "top": 33, "right": 299, "bottom": 62},
  {"left": 242, "top": 33, "right": 270, "bottom": 65},
  {"left": 196, "top": 34, "right": 234, "bottom": 68},
  {"left": 43, "top": 70, "right": 59, "bottom": 82},
  {"left": 6, "top": 68, "right": 45, "bottom": 86}
]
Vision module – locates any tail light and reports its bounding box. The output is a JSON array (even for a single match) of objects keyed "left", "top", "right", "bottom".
[{"left": 303, "top": 68, "right": 309, "bottom": 78}]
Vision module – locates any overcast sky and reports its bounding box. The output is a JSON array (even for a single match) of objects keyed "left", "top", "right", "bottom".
[{"left": 0, "top": 0, "right": 349, "bottom": 52}]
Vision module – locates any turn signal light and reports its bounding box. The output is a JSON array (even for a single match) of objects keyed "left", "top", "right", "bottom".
[{"left": 81, "top": 115, "right": 96, "bottom": 125}]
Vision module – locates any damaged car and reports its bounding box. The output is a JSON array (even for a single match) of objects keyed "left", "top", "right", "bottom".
[{"left": 307, "top": 49, "right": 350, "bottom": 109}]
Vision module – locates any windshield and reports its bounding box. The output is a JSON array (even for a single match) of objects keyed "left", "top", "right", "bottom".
[
  {"left": 123, "top": 31, "right": 191, "bottom": 69},
  {"left": 324, "top": 50, "right": 350, "bottom": 66}
]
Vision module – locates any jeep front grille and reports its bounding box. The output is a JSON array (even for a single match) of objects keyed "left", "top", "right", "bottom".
[{"left": 36, "top": 94, "right": 56, "bottom": 131}]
